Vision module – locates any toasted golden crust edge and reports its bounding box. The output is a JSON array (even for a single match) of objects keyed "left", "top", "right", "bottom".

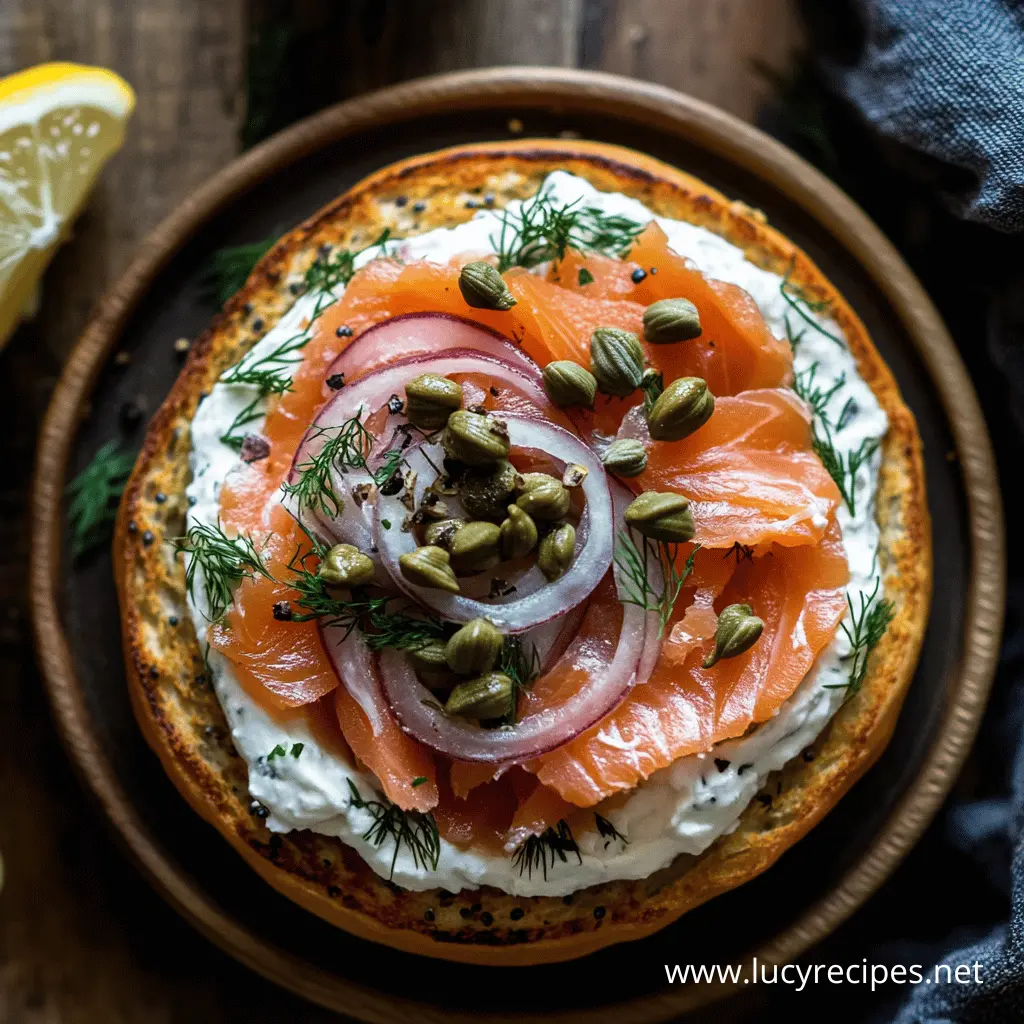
[{"left": 115, "top": 139, "right": 930, "bottom": 966}]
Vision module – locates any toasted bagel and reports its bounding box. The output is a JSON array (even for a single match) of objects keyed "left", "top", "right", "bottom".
[{"left": 116, "top": 139, "right": 930, "bottom": 965}]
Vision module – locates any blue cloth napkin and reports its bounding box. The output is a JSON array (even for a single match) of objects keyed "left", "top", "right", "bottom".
[{"left": 827, "top": 0, "right": 1024, "bottom": 233}]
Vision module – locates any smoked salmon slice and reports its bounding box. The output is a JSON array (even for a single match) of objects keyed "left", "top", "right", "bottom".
[
  {"left": 532, "top": 517, "right": 850, "bottom": 807},
  {"left": 637, "top": 388, "right": 841, "bottom": 549}
]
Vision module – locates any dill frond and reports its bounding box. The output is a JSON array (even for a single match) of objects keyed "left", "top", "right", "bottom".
[
  {"left": 780, "top": 261, "right": 844, "bottom": 349},
  {"left": 812, "top": 421, "right": 879, "bottom": 516},
  {"left": 347, "top": 780, "right": 440, "bottom": 877},
  {"left": 614, "top": 531, "right": 699, "bottom": 637},
  {"left": 175, "top": 521, "right": 273, "bottom": 622},
  {"left": 512, "top": 820, "right": 581, "bottom": 880},
  {"left": 499, "top": 635, "right": 543, "bottom": 724},
  {"left": 824, "top": 578, "right": 896, "bottom": 696},
  {"left": 594, "top": 813, "right": 628, "bottom": 847},
  {"left": 65, "top": 440, "right": 136, "bottom": 558}
]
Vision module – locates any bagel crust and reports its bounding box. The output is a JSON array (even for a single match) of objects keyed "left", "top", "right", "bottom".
[{"left": 115, "top": 140, "right": 931, "bottom": 966}]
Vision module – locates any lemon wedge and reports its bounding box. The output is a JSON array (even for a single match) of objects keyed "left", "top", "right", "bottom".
[{"left": 0, "top": 63, "right": 134, "bottom": 346}]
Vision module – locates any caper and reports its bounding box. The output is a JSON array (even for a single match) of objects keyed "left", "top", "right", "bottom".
[
  {"left": 405, "top": 373, "right": 464, "bottom": 430},
  {"left": 703, "top": 604, "right": 764, "bottom": 668},
  {"left": 449, "top": 520, "right": 502, "bottom": 570},
  {"left": 317, "top": 543, "right": 375, "bottom": 588},
  {"left": 458, "top": 261, "right": 517, "bottom": 311},
  {"left": 642, "top": 298, "right": 703, "bottom": 344},
  {"left": 460, "top": 459, "right": 520, "bottom": 521},
  {"left": 516, "top": 472, "right": 571, "bottom": 521},
  {"left": 601, "top": 438, "right": 647, "bottom": 477},
  {"left": 424, "top": 517, "right": 465, "bottom": 550},
  {"left": 499, "top": 504, "right": 538, "bottom": 559},
  {"left": 542, "top": 360, "right": 597, "bottom": 408},
  {"left": 590, "top": 327, "right": 644, "bottom": 397},
  {"left": 408, "top": 639, "right": 453, "bottom": 681},
  {"left": 398, "top": 545, "right": 460, "bottom": 593},
  {"left": 444, "top": 671, "right": 514, "bottom": 719},
  {"left": 442, "top": 410, "right": 510, "bottom": 466},
  {"left": 646, "top": 377, "right": 715, "bottom": 442},
  {"left": 624, "top": 491, "right": 695, "bottom": 542},
  {"left": 537, "top": 523, "right": 576, "bottom": 580},
  {"left": 445, "top": 618, "right": 504, "bottom": 675}
]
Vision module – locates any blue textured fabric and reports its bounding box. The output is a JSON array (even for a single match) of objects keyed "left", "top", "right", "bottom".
[{"left": 830, "top": 0, "right": 1024, "bottom": 232}]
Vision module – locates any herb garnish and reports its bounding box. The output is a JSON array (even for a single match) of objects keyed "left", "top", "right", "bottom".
[
  {"left": 281, "top": 415, "right": 374, "bottom": 518},
  {"left": 66, "top": 440, "right": 136, "bottom": 558},
  {"left": 267, "top": 743, "right": 287, "bottom": 760},
  {"left": 305, "top": 229, "right": 391, "bottom": 294},
  {"left": 812, "top": 422, "right": 879, "bottom": 517},
  {"left": 499, "top": 635, "right": 543, "bottom": 724},
  {"left": 792, "top": 362, "right": 846, "bottom": 427},
  {"left": 594, "top": 813, "right": 628, "bottom": 847},
  {"left": 203, "top": 234, "right": 280, "bottom": 308},
  {"left": 615, "top": 533, "right": 700, "bottom": 637},
  {"left": 577, "top": 267, "right": 595, "bottom": 286},
  {"left": 175, "top": 520, "right": 272, "bottom": 622},
  {"left": 511, "top": 820, "right": 582, "bottom": 880},
  {"left": 411, "top": 776, "right": 428, "bottom": 788},
  {"left": 347, "top": 779, "right": 440, "bottom": 877},
  {"left": 493, "top": 189, "right": 643, "bottom": 272},
  {"left": 780, "top": 261, "right": 844, "bottom": 349},
  {"left": 824, "top": 578, "right": 895, "bottom": 696}
]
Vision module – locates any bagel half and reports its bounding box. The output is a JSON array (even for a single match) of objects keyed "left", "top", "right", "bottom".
[{"left": 115, "top": 139, "right": 930, "bottom": 966}]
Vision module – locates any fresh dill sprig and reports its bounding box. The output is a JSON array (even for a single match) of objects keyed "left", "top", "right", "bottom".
[
  {"left": 493, "top": 189, "right": 643, "bottom": 272},
  {"left": 305, "top": 229, "right": 391, "bottom": 294},
  {"left": 511, "top": 820, "right": 582, "bottom": 880},
  {"left": 615, "top": 532, "right": 700, "bottom": 637},
  {"left": 499, "top": 635, "right": 543, "bottom": 725},
  {"left": 284, "top": 537, "right": 444, "bottom": 650},
  {"left": 65, "top": 440, "right": 136, "bottom": 558},
  {"left": 203, "top": 235, "right": 280, "bottom": 308},
  {"left": 281, "top": 415, "right": 374, "bottom": 518},
  {"left": 594, "top": 813, "right": 628, "bottom": 847},
  {"left": 792, "top": 362, "right": 846, "bottom": 428},
  {"left": 811, "top": 421, "right": 879, "bottom": 517},
  {"left": 175, "top": 520, "right": 273, "bottom": 622},
  {"left": 780, "top": 261, "right": 844, "bottom": 349},
  {"left": 824, "top": 578, "right": 896, "bottom": 696},
  {"left": 347, "top": 780, "right": 440, "bottom": 878}
]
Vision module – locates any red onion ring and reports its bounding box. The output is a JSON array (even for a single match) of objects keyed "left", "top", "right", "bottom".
[
  {"left": 321, "top": 312, "right": 542, "bottom": 397},
  {"left": 374, "top": 415, "right": 613, "bottom": 632},
  {"left": 320, "top": 621, "right": 386, "bottom": 734},
  {"left": 287, "top": 350, "right": 552, "bottom": 549}
]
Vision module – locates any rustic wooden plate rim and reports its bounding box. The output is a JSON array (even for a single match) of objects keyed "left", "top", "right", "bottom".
[{"left": 29, "top": 67, "right": 1005, "bottom": 1023}]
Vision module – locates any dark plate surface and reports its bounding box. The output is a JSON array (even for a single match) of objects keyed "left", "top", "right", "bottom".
[{"left": 31, "top": 70, "right": 1003, "bottom": 1023}]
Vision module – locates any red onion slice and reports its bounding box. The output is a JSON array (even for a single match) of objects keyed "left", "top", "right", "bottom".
[
  {"left": 287, "top": 350, "right": 552, "bottom": 549},
  {"left": 320, "top": 621, "right": 386, "bottom": 735},
  {"left": 374, "top": 415, "right": 613, "bottom": 632},
  {"left": 378, "top": 591, "right": 645, "bottom": 762},
  {"left": 322, "top": 312, "right": 542, "bottom": 397}
]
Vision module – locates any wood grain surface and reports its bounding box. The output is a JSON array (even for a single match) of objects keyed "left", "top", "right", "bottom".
[{"left": 0, "top": 3, "right": 801, "bottom": 1022}]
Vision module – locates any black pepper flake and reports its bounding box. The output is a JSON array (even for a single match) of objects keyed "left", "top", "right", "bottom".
[
  {"left": 395, "top": 195, "right": 408, "bottom": 208},
  {"left": 424, "top": 908, "right": 435, "bottom": 922},
  {"left": 251, "top": 317, "right": 264, "bottom": 332},
  {"left": 327, "top": 885, "right": 341, "bottom": 898},
  {"left": 480, "top": 911, "right": 493, "bottom": 927},
  {"left": 649, "top": 266, "right": 658, "bottom": 275},
  {"left": 465, "top": 199, "right": 478, "bottom": 209},
  {"left": 737, "top": 763, "right": 754, "bottom": 775},
  {"left": 387, "top": 394, "right": 405, "bottom": 415},
  {"left": 127, "top": 520, "right": 138, "bottom": 534},
  {"left": 326, "top": 373, "right": 345, "bottom": 391},
  {"left": 630, "top": 267, "right": 647, "bottom": 283},
  {"left": 593, "top": 906, "right": 606, "bottom": 920},
  {"left": 413, "top": 201, "right": 427, "bottom": 213},
  {"left": 459, "top": 907, "right": 472, "bottom": 919},
  {"left": 484, "top": 192, "right": 496, "bottom": 206},
  {"left": 155, "top": 492, "right": 167, "bottom": 504},
  {"left": 714, "top": 757, "right": 730, "bottom": 772},
  {"left": 273, "top": 601, "right": 293, "bottom": 621},
  {"left": 336, "top": 325, "right": 353, "bottom": 338},
  {"left": 510, "top": 907, "right": 525, "bottom": 921},
  {"left": 142, "top": 530, "right": 155, "bottom": 546}
]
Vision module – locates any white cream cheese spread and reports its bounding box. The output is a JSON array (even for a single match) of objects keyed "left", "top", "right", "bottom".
[{"left": 184, "top": 172, "right": 888, "bottom": 898}]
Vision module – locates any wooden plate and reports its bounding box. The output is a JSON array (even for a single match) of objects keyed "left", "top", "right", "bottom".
[{"left": 30, "top": 68, "right": 1004, "bottom": 1022}]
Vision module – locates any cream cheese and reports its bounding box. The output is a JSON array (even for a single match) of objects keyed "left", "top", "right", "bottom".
[{"left": 184, "top": 172, "right": 887, "bottom": 898}]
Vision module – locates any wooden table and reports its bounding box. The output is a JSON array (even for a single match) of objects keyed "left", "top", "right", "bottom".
[{"left": 0, "top": 2, "right": 800, "bottom": 1019}]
